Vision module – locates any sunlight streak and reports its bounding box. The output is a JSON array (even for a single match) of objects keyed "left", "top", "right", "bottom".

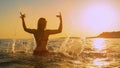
[
  {"left": 93, "top": 58, "right": 109, "bottom": 68},
  {"left": 92, "top": 38, "right": 106, "bottom": 52}
]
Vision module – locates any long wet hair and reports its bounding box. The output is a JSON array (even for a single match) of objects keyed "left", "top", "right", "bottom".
[{"left": 37, "top": 18, "right": 47, "bottom": 31}]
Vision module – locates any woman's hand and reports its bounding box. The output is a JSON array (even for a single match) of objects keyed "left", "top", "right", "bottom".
[
  {"left": 20, "top": 12, "right": 25, "bottom": 19},
  {"left": 56, "top": 12, "right": 62, "bottom": 21}
]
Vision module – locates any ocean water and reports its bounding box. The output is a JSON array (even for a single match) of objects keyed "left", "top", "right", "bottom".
[{"left": 0, "top": 38, "right": 120, "bottom": 68}]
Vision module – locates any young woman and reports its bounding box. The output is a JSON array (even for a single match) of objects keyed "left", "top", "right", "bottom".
[{"left": 20, "top": 12, "right": 62, "bottom": 56}]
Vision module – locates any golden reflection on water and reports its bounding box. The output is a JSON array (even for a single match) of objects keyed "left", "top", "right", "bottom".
[
  {"left": 90, "top": 38, "right": 110, "bottom": 68},
  {"left": 92, "top": 58, "right": 109, "bottom": 68},
  {"left": 92, "top": 38, "right": 106, "bottom": 52}
]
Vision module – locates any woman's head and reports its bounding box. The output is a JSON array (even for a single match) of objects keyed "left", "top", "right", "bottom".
[{"left": 37, "top": 18, "right": 47, "bottom": 30}]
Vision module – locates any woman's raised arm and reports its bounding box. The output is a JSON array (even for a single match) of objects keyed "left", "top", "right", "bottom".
[
  {"left": 47, "top": 12, "right": 63, "bottom": 34},
  {"left": 20, "top": 12, "right": 36, "bottom": 34}
]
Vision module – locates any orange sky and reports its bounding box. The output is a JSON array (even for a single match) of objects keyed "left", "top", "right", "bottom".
[{"left": 0, "top": 0, "right": 120, "bottom": 39}]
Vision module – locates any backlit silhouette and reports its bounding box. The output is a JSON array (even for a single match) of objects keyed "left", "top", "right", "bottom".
[{"left": 20, "top": 12, "right": 62, "bottom": 56}]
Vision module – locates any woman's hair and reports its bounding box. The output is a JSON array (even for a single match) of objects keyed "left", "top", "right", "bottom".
[{"left": 37, "top": 18, "right": 47, "bottom": 30}]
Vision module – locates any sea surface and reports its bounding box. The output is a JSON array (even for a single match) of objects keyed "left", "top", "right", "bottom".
[{"left": 0, "top": 37, "right": 120, "bottom": 68}]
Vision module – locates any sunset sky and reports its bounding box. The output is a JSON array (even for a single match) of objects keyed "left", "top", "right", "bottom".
[{"left": 0, "top": 0, "right": 120, "bottom": 39}]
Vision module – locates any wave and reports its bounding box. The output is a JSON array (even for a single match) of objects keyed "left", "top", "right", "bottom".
[{"left": 0, "top": 38, "right": 120, "bottom": 68}]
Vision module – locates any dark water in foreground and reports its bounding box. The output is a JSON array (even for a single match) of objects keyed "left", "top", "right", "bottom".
[{"left": 0, "top": 38, "right": 120, "bottom": 68}]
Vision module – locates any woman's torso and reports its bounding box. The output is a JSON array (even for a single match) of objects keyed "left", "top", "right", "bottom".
[{"left": 33, "top": 30, "right": 49, "bottom": 51}]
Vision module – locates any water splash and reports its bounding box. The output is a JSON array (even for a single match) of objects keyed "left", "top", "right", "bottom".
[
  {"left": 11, "top": 39, "right": 16, "bottom": 53},
  {"left": 6, "top": 39, "right": 16, "bottom": 53},
  {"left": 7, "top": 42, "right": 11, "bottom": 53},
  {"left": 56, "top": 36, "right": 85, "bottom": 58},
  {"left": 58, "top": 34, "right": 71, "bottom": 53},
  {"left": 5, "top": 39, "right": 35, "bottom": 54}
]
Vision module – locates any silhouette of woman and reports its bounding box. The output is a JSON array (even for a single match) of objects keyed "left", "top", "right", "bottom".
[{"left": 20, "top": 12, "right": 62, "bottom": 56}]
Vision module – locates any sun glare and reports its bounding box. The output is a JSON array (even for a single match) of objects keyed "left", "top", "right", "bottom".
[
  {"left": 93, "top": 38, "right": 106, "bottom": 52},
  {"left": 81, "top": 2, "right": 118, "bottom": 33},
  {"left": 92, "top": 58, "right": 109, "bottom": 68}
]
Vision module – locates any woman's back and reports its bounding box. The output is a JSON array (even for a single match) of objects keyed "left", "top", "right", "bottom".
[{"left": 20, "top": 12, "right": 62, "bottom": 56}]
